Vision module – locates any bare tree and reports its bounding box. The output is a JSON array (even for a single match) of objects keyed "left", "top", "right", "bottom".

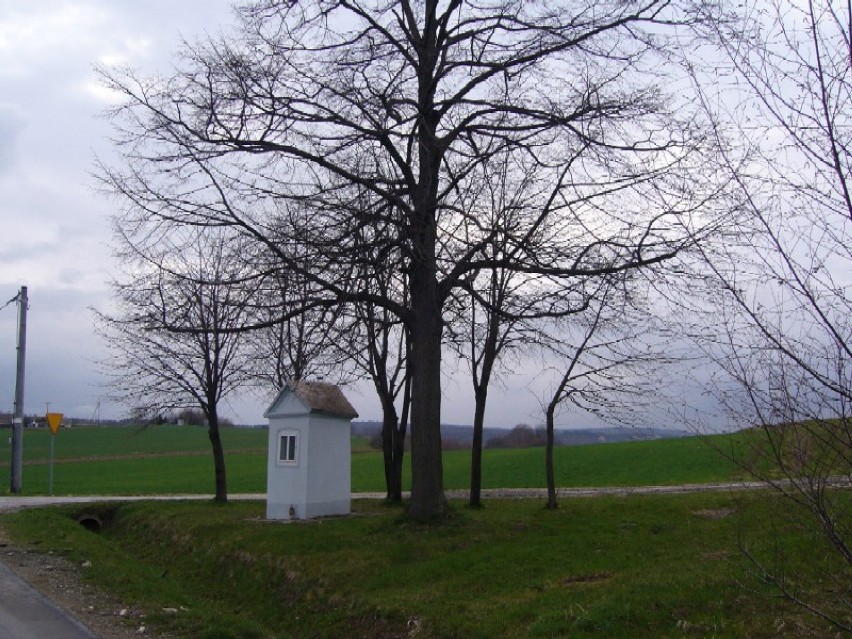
[
  {"left": 686, "top": 0, "right": 852, "bottom": 629},
  {"left": 540, "top": 278, "right": 666, "bottom": 509},
  {"left": 99, "top": 0, "right": 718, "bottom": 519},
  {"left": 353, "top": 297, "right": 412, "bottom": 502},
  {"left": 324, "top": 189, "right": 414, "bottom": 502},
  {"left": 247, "top": 267, "right": 348, "bottom": 390},
  {"left": 451, "top": 151, "right": 570, "bottom": 508},
  {"left": 461, "top": 265, "right": 525, "bottom": 508},
  {"left": 97, "top": 231, "right": 253, "bottom": 502}
]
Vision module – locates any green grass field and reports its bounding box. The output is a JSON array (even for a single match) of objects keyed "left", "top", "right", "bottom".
[
  {"left": 0, "top": 424, "right": 749, "bottom": 496},
  {"left": 2, "top": 493, "right": 847, "bottom": 638},
  {"left": 0, "top": 425, "right": 847, "bottom": 638}
]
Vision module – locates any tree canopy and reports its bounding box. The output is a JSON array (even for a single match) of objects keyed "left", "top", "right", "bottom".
[{"left": 99, "top": 0, "right": 722, "bottom": 518}]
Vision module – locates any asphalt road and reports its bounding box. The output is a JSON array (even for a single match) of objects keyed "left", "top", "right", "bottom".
[{"left": 0, "top": 560, "right": 98, "bottom": 639}]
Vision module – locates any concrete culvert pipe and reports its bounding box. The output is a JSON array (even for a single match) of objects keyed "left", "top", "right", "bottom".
[{"left": 77, "top": 515, "right": 102, "bottom": 533}]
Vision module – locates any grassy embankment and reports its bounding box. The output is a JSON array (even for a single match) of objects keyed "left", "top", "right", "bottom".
[
  {"left": 0, "top": 424, "right": 751, "bottom": 496},
  {"left": 0, "top": 426, "right": 847, "bottom": 637},
  {"left": 2, "top": 492, "right": 847, "bottom": 638}
]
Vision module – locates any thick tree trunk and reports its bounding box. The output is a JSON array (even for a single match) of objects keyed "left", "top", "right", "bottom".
[
  {"left": 206, "top": 407, "right": 228, "bottom": 503},
  {"left": 406, "top": 266, "right": 448, "bottom": 520},
  {"left": 405, "top": 2, "right": 449, "bottom": 520}
]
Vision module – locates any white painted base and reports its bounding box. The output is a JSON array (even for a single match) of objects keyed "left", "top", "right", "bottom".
[{"left": 266, "top": 498, "right": 351, "bottom": 521}]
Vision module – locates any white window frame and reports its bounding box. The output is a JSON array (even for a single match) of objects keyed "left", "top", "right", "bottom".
[{"left": 277, "top": 430, "right": 300, "bottom": 466}]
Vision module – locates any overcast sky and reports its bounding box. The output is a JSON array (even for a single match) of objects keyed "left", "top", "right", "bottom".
[
  {"left": 0, "top": 1, "right": 238, "bottom": 419},
  {"left": 0, "top": 0, "right": 540, "bottom": 427},
  {"left": 0, "top": 1, "right": 712, "bottom": 430}
]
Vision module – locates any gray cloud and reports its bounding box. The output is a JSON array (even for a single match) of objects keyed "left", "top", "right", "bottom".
[{"left": 0, "top": 105, "right": 25, "bottom": 177}]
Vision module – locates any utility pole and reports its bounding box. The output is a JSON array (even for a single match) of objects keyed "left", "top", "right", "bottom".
[{"left": 11, "top": 286, "right": 27, "bottom": 493}]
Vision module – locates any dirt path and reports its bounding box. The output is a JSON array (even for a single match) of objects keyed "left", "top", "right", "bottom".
[
  {"left": 0, "top": 480, "right": 810, "bottom": 512},
  {"left": 0, "top": 527, "right": 160, "bottom": 639}
]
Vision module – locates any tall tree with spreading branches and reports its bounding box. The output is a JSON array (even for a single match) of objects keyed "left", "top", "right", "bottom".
[{"left": 99, "top": 0, "right": 719, "bottom": 519}]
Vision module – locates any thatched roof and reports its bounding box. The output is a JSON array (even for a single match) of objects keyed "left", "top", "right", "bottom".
[{"left": 288, "top": 380, "right": 359, "bottom": 419}]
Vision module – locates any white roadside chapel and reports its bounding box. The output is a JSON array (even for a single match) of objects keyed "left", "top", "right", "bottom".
[{"left": 264, "top": 380, "right": 359, "bottom": 521}]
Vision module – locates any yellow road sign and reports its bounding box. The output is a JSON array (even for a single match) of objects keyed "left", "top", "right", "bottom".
[{"left": 46, "top": 412, "right": 63, "bottom": 435}]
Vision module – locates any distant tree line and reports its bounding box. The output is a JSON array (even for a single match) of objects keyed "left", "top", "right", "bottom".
[
  {"left": 367, "top": 424, "right": 550, "bottom": 452},
  {"left": 149, "top": 409, "right": 234, "bottom": 428},
  {"left": 487, "top": 425, "right": 549, "bottom": 450}
]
